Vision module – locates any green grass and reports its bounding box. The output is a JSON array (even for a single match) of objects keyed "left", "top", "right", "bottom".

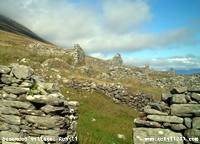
[
  {"left": 61, "top": 88, "right": 139, "bottom": 144},
  {"left": 148, "top": 73, "right": 171, "bottom": 80}
]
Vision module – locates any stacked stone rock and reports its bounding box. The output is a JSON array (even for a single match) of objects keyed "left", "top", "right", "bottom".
[
  {"left": 0, "top": 64, "right": 79, "bottom": 144},
  {"left": 86, "top": 53, "right": 123, "bottom": 68},
  {"left": 66, "top": 78, "right": 152, "bottom": 111},
  {"left": 133, "top": 87, "right": 200, "bottom": 144}
]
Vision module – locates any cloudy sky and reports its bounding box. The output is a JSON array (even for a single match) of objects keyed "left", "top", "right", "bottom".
[{"left": 0, "top": 0, "right": 200, "bottom": 72}]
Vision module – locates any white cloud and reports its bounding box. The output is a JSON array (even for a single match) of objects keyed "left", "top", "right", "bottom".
[
  {"left": 102, "top": 0, "right": 153, "bottom": 33},
  {"left": 124, "top": 55, "right": 200, "bottom": 70},
  {"left": 0, "top": 0, "right": 198, "bottom": 55}
]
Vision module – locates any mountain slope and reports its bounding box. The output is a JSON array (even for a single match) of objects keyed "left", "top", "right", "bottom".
[{"left": 0, "top": 14, "right": 49, "bottom": 43}]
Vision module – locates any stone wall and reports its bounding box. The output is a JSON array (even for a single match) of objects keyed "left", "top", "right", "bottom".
[
  {"left": 28, "top": 43, "right": 68, "bottom": 56},
  {"left": 69, "top": 44, "right": 85, "bottom": 65},
  {"left": 133, "top": 86, "right": 200, "bottom": 144},
  {"left": 86, "top": 53, "right": 123, "bottom": 68},
  {"left": 0, "top": 64, "right": 79, "bottom": 144},
  {"left": 65, "top": 78, "right": 152, "bottom": 111},
  {"left": 28, "top": 43, "right": 86, "bottom": 65}
]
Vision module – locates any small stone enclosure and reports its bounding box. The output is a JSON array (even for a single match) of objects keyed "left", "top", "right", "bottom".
[{"left": 133, "top": 86, "right": 200, "bottom": 144}]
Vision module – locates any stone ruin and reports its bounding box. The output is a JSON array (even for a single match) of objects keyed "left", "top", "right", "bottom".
[
  {"left": 28, "top": 43, "right": 67, "bottom": 56},
  {"left": 28, "top": 43, "right": 86, "bottom": 65},
  {"left": 86, "top": 53, "right": 123, "bottom": 68},
  {"left": 106, "top": 53, "right": 123, "bottom": 66},
  {"left": 69, "top": 44, "right": 85, "bottom": 65},
  {"left": 133, "top": 86, "right": 200, "bottom": 144},
  {"left": 0, "top": 64, "right": 79, "bottom": 144}
]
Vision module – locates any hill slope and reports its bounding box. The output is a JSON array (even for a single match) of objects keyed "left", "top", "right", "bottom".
[{"left": 0, "top": 14, "right": 49, "bottom": 43}]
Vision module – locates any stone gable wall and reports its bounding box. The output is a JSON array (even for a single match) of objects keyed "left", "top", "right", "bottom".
[{"left": 0, "top": 64, "right": 79, "bottom": 144}]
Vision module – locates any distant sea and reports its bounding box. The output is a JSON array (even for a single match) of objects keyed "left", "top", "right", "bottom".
[{"left": 175, "top": 69, "right": 200, "bottom": 75}]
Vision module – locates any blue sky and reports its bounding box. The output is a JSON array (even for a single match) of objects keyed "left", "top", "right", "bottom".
[{"left": 0, "top": 0, "right": 200, "bottom": 71}]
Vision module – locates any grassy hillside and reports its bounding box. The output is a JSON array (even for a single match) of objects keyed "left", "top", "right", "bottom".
[
  {"left": 0, "top": 25, "right": 169, "bottom": 143},
  {"left": 0, "top": 14, "right": 50, "bottom": 43}
]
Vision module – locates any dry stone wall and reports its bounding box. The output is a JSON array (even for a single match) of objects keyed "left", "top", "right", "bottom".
[
  {"left": 0, "top": 64, "right": 79, "bottom": 144},
  {"left": 133, "top": 86, "right": 200, "bottom": 144},
  {"left": 86, "top": 53, "right": 123, "bottom": 68},
  {"left": 66, "top": 78, "right": 152, "bottom": 111},
  {"left": 28, "top": 43, "right": 86, "bottom": 65}
]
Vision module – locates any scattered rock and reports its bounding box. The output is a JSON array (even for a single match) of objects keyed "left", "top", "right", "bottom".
[{"left": 117, "top": 134, "right": 126, "bottom": 140}]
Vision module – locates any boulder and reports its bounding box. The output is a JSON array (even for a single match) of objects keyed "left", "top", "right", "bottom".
[
  {"left": 170, "top": 124, "right": 187, "bottom": 131},
  {"left": 1, "top": 74, "right": 14, "bottom": 85},
  {"left": 19, "top": 109, "right": 45, "bottom": 116},
  {"left": 192, "top": 117, "right": 200, "bottom": 129},
  {"left": 20, "top": 80, "right": 35, "bottom": 88},
  {"left": 161, "top": 93, "right": 172, "bottom": 103},
  {"left": 134, "top": 118, "right": 163, "bottom": 128},
  {"left": 144, "top": 107, "right": 168, "bottom": 116},
  {"left": 188, "top": 86, "right": 200, "bottom": 93},
  {"left": 184, "top": 129, "right": 200, "bottom": 144},
  {"left": 41, "top": 105, "right": 65, "bottom": 113},
  {"left": 26, "top": 94, "right": 65, "bottom": 106},
  {"left": 0, "top": 106, "right": 20, "bottom": 115},
  {"left": 147, "top": 115, "right": 183, "bottom": 124},
  {"left": 133, "top": 128, "right": 183, "bottom": 144},
  {"left": 31, "top": 129, "right": 67, "bottom": 136},
  {"left": 0, "top": 100, "right": 34, "bottom": 109},
  {"left": 12, "top": 64, "right": 34, "bottom": 79},
  {"left": 37, "top": 82, "right": 59, "bottom": 92},
  {"left": 184, "top": 117, "right": 192, "bottom": 128},
  {"left": 0, "top": 122, "right": 10, "bottom": 131},
  {"left": 191, "top": 93, "right": 200, "bottom": 102},
  {"left": 171, "top": 87, "right": 187, "bottom": 94},
  {"left": 172, "top": 94, "right": 187, "bottom": 104},
  {"left": 0, "top": 131, "right": 21, "bottom": 141},
  {"left": 10, "top": 125, "right": 20, "bottom": 133},
  {"left": 171, "top": 104, "right": 200, "bottom": 117},
  {"left": 0, "top": 65, "right": 11, "bottom": 74},
  {"left": 3, "top": 86, "right": 29, "bottom": 95},
  {"left": 25, "top": 115, "right": 65, "bottom": 128},
  {"left": 149, "top": 103, "right": 170, "bottom": 113},
  {"left": 0, "top": 114, "right": 21, "bottom": 125}
]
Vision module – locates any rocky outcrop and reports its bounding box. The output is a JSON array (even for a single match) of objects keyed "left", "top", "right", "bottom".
[
  {"left": 0, "top": 64, "right": 79, "bottom": 144},
  {"left": 65, "top": 78, "right": 152, "bottom": 111},
  {"left": 133, "top": 87, "right": 200, "bottom": 144}
]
